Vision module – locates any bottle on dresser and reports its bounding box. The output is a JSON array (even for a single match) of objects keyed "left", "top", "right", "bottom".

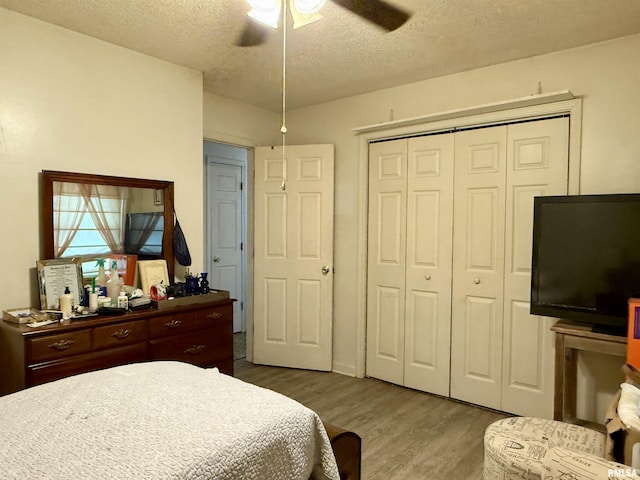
[{"left": 106, "top": 260, "right": 123, "bottom": 307}]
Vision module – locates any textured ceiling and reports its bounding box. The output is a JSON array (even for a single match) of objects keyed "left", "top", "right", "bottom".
[{"left": 2, "top": 0, "right": 640, "bottom": 112}]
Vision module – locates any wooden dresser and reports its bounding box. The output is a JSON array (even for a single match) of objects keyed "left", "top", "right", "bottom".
[{"left": 0, "top": 298, "right": 234, "bottom": 396}]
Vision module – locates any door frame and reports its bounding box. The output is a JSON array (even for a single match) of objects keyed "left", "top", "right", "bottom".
[
  {"left": 354, "top": 96, "right": 583, "bottom": 378},
  {"left": 203, "top": 141, "right": 250, "bottom": 334}
]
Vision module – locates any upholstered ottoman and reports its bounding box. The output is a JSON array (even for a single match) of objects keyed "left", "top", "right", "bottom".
[{"left": 483, "top": 417, "right": 606, "bottom": 480}]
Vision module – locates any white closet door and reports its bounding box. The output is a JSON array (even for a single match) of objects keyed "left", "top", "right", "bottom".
[
  {"left": 403, "top": 134, "right": 454, "bottom": 396},
  {"left": 450, "top": 126, "right": 507, "bottom": 410},
  {"left": 366, "top": 139, "right": 407, "bottom": 385},
  {"left": 501, "top": 117, "right": 569, "bottom": 417}
]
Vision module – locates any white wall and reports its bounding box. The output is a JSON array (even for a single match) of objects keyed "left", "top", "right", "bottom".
[
  {"left": 0, "top": 8, "right": 203, "bottom": 309},
  {"left": 285, "top": 34, "right": 640, "bottom": 419}
]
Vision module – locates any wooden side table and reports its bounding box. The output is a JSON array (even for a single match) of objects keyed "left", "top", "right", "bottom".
[{"left": 551, "top": 320, "right": 627, "bottom": 430}]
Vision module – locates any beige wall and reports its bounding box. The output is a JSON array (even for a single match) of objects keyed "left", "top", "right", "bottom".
[
  {"left": 285, "top": 34, "right": 640, "bottom": 419},
  {"left": 0, "top": 8, "right": 203, "bottom": 308},
  {"left": 203, "top": 91, "right": 279, "bottom": 147}
]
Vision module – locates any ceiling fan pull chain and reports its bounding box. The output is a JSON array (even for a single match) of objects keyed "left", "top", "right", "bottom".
[{"left": 280, "top": 0, "right": 288, "bottom": 191}]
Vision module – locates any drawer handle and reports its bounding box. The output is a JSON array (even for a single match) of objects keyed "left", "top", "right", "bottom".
[
  {"left": 48, "top": 339, "right": 75, "bottom": 351},
  {"left": 184, "top": 344, "right": 205, "bottom": 355},
  {"left": 111, "top": 329, "right": 132, "bottom": 340},
  {"left": 207, "top": 312, "right": 223, "bottom": 320},
  {"left": 164, "top": 319, "right": 183, "bottom": 329}
]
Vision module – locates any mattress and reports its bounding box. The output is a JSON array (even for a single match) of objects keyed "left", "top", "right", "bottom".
[{"left": 0, "top": 361, "right": 340, "bottom": 480}]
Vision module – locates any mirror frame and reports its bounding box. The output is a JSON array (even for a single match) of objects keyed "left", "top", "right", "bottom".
[{"left": 40, "top": 170, "right": 175, "bottom": 282}]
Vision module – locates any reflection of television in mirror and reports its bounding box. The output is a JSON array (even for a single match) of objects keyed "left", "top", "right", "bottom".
[
  {"left": 530, "top": 194, "right": 640, "bottom": 336},
  {"left": 124, "top": 212, "right": 164, "bottom": 258}
]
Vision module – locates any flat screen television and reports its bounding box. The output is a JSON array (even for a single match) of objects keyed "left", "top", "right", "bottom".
[{"left": 530, "top": 193, "right": 640, "bottom": 335}]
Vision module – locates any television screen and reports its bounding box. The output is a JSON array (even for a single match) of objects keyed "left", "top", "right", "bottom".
[{"left": 530, "top": 194, "right": 640, "bottom": 333}]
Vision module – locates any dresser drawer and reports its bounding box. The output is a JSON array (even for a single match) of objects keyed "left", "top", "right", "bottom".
[
  {"left": 28, "top": 330, "right": 92, "bottom": 362},
  {"left": 148, "top": 312, "right": 198, "bottom": 338},
  {"left": 197, "top": 304, "right": 233, "bottom": 328},
  {"left": 94, "top": 320, "right": 147, "bottom": 349},
  {"left": 28, "top": 342, "right": 148, "bottom": 387},
  {"left": 149, "top": 327, "right": 232, "bottom": 368}
]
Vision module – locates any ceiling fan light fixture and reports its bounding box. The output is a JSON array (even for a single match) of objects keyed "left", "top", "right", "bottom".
[
  {"left": 247, "top": 0, "right": 282, "bottom": 28},
  {"left": 290, "top": 3, "right": 323, "bottom": 29},
  {"left": 292, "top": 0, "right": 327, "bottom": 15}
]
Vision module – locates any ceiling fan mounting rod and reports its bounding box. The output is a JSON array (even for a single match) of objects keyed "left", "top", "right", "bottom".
[{"left": 280, "top": 0, "right": 288, "bottom": 191}]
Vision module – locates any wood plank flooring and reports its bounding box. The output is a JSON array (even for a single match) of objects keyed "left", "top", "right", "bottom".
[{"left": 234, "top": 359, "right": 508, "bottom": 479}]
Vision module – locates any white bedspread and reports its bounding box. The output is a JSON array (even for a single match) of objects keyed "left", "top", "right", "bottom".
[{"left": 0, "top": 361, "right": 340, "bottom": 480}]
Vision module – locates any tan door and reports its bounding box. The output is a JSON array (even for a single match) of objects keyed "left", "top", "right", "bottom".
[
  {"left": 253, "top": 144, "right": 334, "bottom": 370},
  {"left": 403, "top": 134, "right": 454, "bottom": 396},
  {"left": 450, "top": 125, "right": 507, "bottom": 410},
  {"left": 501, "top": 117, "right": 569, "bottom": 417},
  {"left": 366, "top": 139, "right": 408, "bottom": 385},
  {"left": 451, "top": 117, "right": 569, "bottom": 414}
]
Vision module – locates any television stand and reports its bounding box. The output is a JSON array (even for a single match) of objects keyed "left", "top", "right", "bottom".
[
  {"left": 551, "top": 320, "right": 627, "bottom": 430},
  {"left": 591, "top": 323, "right": 627, "bottom": 337}
]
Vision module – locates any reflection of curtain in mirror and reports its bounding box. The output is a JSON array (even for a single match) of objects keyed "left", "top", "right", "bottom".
[
  {"left": 53, "top": 182, "right": 86, "bottom": 257},
  {"left": 80, "top": 184, "right": 128, "bottom": 254},
  {"left": 125, "top": 212, "right": 162, "bottom": 254}
]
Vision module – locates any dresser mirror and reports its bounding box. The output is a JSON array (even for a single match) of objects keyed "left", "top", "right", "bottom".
[{"left": 40, "top": 170, "right": 175, "bottom": 281}]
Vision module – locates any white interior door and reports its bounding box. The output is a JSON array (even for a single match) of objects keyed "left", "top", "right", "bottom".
[
  {"left": 366, "top": 139, "right": 408, "bottom": 385},
  {"left": 253, "top": 144, "right": 334, "bottom": 370},
  {"left": 501, "top": 117, "right": 569, "bottom": 417},
  {"left": 206, "top": 160, "right": 244, "bottom": 332},
  {"left": 450, "top": 125, "right": 507, "bottom": 410}
]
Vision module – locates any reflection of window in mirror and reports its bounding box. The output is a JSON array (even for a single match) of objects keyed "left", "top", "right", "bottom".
[{"left": 53, "top": 182, "right": 164, "bottom": 260}]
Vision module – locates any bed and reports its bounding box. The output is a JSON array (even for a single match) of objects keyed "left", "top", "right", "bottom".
[{"left": 0, "top": 361, "right": 341, "bottom": 480}]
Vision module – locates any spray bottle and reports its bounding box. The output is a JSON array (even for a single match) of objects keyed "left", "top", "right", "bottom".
[
  {"left": 95, "top": 259, "right": 109, "bottom": 296},
  {"left": 106, "top": 260, "right": 123, "bottom": 307}
]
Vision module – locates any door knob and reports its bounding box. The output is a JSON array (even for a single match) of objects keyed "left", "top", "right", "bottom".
[
  {"left": 213, "top": 256, "right": 221, "bottom": 263},
  {"left": 322, "top": 265, "right": 331, "bottom": 275}
]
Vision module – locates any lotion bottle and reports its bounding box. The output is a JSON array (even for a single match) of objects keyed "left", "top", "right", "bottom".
[{"left": 59, "top": 286, "right": 73, "bottom": 320}]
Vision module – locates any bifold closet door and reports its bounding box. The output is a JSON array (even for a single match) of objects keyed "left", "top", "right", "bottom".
[
  {"left": 450, "top": 117, "right": 569, "bottom": 415},
  {"left": 403, "top": 135, "right": 454, "bottom": 396},
  {"left": 501, "top": 117, "right": 569, "bottom": 418},
  {"left": 366, "top": 135, "right": 454, "bottom": 396},
  {"left": 450, "top": 126, "right": 507, "bottom": 410},
  {"left": 366, "top": 139, "right": 408, "bottom": 385}
]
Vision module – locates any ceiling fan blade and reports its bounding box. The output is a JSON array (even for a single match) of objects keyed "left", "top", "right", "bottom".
[
  {"left": 235, "top": 19, "right": 268, "bottom": 47},
  {"left": 330, "top": 0, "right": 411, "bottom": 31}
]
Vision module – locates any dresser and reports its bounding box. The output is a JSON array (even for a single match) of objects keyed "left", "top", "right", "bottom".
[{"left": 0, "top": 298, "right": 234, "bottom": 395}]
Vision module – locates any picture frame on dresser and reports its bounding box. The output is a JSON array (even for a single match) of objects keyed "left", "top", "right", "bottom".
[{"left": 36, "top": 257, "right": 84, "bottom": 310}]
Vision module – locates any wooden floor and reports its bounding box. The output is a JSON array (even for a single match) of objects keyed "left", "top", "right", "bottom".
[{"left": 235, "top": 359, "right": 508, "bottom": 479}]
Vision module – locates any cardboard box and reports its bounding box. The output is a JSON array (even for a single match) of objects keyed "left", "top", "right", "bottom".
[
  {"left": 3, "top": 308, "right": 50, "bottom": 324},
  {"left": 605, "top": 379, "right": 640, "bottom": 467},
  {"left": 628, "top": 299, "right": 640, "bottom": 371}
]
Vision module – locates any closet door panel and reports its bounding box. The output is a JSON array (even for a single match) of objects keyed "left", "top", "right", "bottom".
[
  {"left": 501, "top": 117, "right": 569, "bottom": 417},
  {"left": 366, "top": 139, "right": 407, "bottom": 385},
  {"left": 404, "top": 135, "right": 454, "bottom": 396},
  {"left": 451, "top": 126, "right": 506, "bottom": 410}
]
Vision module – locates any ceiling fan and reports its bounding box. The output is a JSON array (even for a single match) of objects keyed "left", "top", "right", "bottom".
[{"left": 236, "top": 0, "right": 412, "bottom": 47}]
